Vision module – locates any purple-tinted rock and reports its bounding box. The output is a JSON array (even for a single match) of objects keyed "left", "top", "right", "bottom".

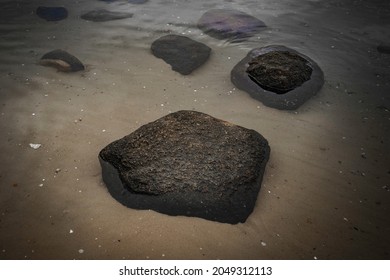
[
  {"left": 151, "top": 35, "right": 211, "bottom": 75},
  {"left": 99, "top": 110, "right": 270, "bottom": 224},
  {"left": 231, "top": 45, "right": 324, "bottom": 110},
  {"left": 198, "top": 9, "right": 266, "bottom": 41}
]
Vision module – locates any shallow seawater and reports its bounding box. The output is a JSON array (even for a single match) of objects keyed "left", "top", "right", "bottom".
[{"left": 0, "top": 0, "right": 389, "bottom": 260}]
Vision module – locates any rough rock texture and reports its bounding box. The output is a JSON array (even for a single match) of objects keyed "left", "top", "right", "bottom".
[
  {"left": 231, "top": 45, "right": 324, "bottom": 110},
  {"left": 197, "top": 9, "right": 266, "bottom": 41},
  {"left": 36, "top": 6, "right": 68, "bottom": 21},
  {"left": 99, "top": 110, "right": 270, "bottom": 224},
  {"left": 40, "top": 49, "right": 85, "bottom": 72},
  {"left": 246, "top": 51, "right": 313, "bottom": 94},
  {"left": 151, "top": 35, "right": 211, "bottom": 75},
  {"left": 81, "top": 9, "right": 133, "bottom": 22}
]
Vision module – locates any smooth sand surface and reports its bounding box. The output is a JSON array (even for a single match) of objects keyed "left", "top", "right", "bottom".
[{"left": 0, "top": 0, "right": 389, "bottom": 259}]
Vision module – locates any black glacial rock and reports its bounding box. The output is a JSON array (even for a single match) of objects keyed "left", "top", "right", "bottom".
[
  {"left": 40, "top": 49, "right": 84, "bottom": 72},
  {"left": 151, "top": 35, "right": 211, "bottom": 75},
  {"left": 231, "top": 45, "right": 324, "bottom": 110},
  {"left": 197, "top": 9, "right": 266, "bottom": 41},
  {"left": 81, "top": 9, "right": 133, "bottom": 22},
  {"left": 36, "top": 6, "right": 68, "bottom": 21},
  {"left": 99, "top": 110, "right": 270, "bottom": 224}
]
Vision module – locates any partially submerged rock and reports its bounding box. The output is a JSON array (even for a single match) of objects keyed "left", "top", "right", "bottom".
[
  {"left": 81, "top": 9, "right": 133, "bottom": 22},
  {"left": 151, "top": 35, "right": 211, "bottom": 75},
  {"left": 246, "top": 51, "right": 313, "bottom": 94},
  {"left": 99, "top": 110, "right": 270, "bottom": 224},
  {"left": 197, "top": 9, "right": 266, "bottom": 41},
  {"left": 231, "top": 45, "right": 324, "bottom": 110},
  {"left": 36, "top": 6, "right": 68, "bottom": 21},
  {"left": 40, "top": 49, "right": 85, "bottom": 72},
  {"left": 377, "top": 44, "right": 390, "bottom": 54}
]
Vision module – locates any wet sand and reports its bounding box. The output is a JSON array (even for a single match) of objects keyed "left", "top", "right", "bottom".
[{"left": 0, "top": 0, "right": 389, "bottom": 259}]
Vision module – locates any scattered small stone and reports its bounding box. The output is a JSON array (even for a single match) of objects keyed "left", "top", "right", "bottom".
[
  {"left": 261, "top": 241, "right": 267, "bottom": 246},
  {"left": 55, "top": 168, "right": 61, "bottom": 174},
  {"left": 78, "top": 249, "right": 84, "bottom": 254},
  {"left": 29, "top": 143, "right": 41, "bottom": 149},
  {"left": 69, "top": 229, "right": 74, "bottom": 234}
]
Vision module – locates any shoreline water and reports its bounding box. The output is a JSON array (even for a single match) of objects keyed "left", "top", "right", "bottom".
[{"left": 0, "top": 0, "right": 389, "bottom": 259}]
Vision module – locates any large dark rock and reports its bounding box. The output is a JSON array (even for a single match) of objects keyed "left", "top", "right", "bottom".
[
  {"left": 99, "top": 110, "right": 270, "bottom": 224},
  {"left": 197, "top": 9, "right": 266, "bottom": 41},
  {"left": 231, "top": 45, "right": 324, "bottom": 110},
  {"left": 36, "top": 6, "right": 68, "bottom": 21},
  {"left": 39, "top": 49, "right": 85, "bottom": 72},
  {"left": 81, "top": 9, "right": 133, "bottom": 22},
  {"left": 151, "top": 35, "right": 211, "bottom": 75}
]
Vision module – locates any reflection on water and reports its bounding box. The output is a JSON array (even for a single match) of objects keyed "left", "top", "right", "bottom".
[{"left": 0, "top": 0, "right": 389, "bottom": 260}]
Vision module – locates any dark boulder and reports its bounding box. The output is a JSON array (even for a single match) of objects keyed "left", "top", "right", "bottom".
[
  {"left": 99, "top": 110, "right": 270, "bottom": 224},
  {"left": 81, "top": 9, "right": 133, "bottom": 22},
  {"left": 40, "top": 49, "right": 85, "bottom": 72},
  {"left": 36, "top": 6, "right": 68, "bottom": 21},
  {"left": 246, "top": 51, "right": 313, "bottom": 94},
  {"left": 151, "top": 35, "right": 211, "bottom": 75},
  {"left": 197, "top": 9, "right": 266, "bottom": 41},
  {"left": 231, "top": 45, "right": 324, "bottom": 110},
  {"left": 377, "top": 44, "right": 390, "bottom": 54}
]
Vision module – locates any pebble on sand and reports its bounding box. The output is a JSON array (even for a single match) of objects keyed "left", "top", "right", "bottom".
[{"left": 40, "top": 49, "right": 85, "bottom": 72}]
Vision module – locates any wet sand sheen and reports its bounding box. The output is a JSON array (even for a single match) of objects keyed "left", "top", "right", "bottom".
[{"left": 0, "top": 0, "right": 389, "bottom": 259}]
